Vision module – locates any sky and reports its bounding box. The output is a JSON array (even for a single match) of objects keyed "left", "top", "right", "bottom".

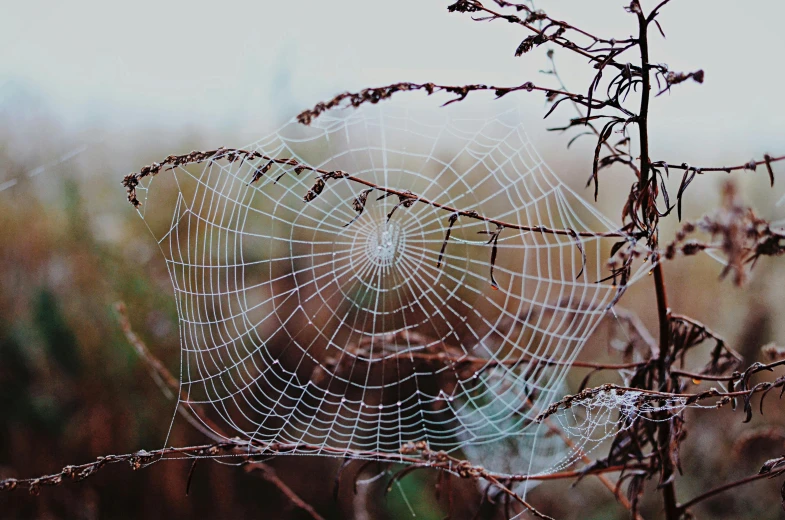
[{"left": 1, "top": 0, "right": 783, "bottom": 181}]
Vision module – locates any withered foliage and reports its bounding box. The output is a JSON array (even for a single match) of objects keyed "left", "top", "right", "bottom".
[
  {"left": 477, "top": 224, "right": 504, "bottom": 289},
  {"left": 437, "top": 212, "right": 460, "bottom": 268},
  {"left": 657, "top": 69, "right": 704, "bottom": 96},
  {"left": 664, "top": 181, "right": 785, "bottom": 285},
  {"left": 8, "top": 1, "right": 785, "bottom": 519},
  {"left": 122, "top": 147, "right": 304, "bottom": 208},
  {"left": 376, "top": 189, "right": 417, "bottom": 221},
  {"left": 297, "top": 80, "right": 576, "bottom": 125},
  {"left": 344, "top": 187, "right": 374, "bottom": 227}
]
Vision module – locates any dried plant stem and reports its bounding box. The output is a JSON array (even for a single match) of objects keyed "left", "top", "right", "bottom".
[
  {"left": 672, "top": 358, "right": 785, "bottom": 383},
  {"left": 676, "top": 461, "right": 785, "bottom": 514},
  {"left": 459, "top": 1, "right": 629, "bottom": 70},
  {"left": 115, "top": 303, "right": 179, "bottom": 393},
  {"left": 295, "top": 81, "right": 585, "bottom": 125},
  {"left": 482, "top": 473, "right": 554, "bottom": 520},
  {"left": 402, "top": 351, "right": 644, "bottom": 371},
  {"left": 535, "top": 373, "right": 785, "bottom": 423},
  {"left": 123, "top": 149, "right": 626, "bottom": 240},
  {"left": 653, "top": 264, "right": 679, "bottom": 520},
  {"left": 244, "top": 464, "right": 326, "bottom": 520},
  {"left": 0, "top": 439, "right": 649, "bottom": 496},
  {"left": 659, "top": 154, "right": 785, "bottom": 175},
  {"left": 632, "top": 1, "right": 679, "bottom": 516}
]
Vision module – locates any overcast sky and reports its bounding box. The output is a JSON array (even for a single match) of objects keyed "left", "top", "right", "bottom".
[{"left": 1, "top": 0, "right": 783, "bottom": 176}]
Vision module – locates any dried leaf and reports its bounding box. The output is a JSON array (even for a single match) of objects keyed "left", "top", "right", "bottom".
[
  {"left": 478, "top": 225, "right": 503, "bottom": 290},
  {"left": 764, "top": 154, "right": 775, "bottom": 187},
  {"left": 676, "top": 169, "right": 697, "bottom": 221},
  {"left": 185, "top": 459, "right": 198, "bottom": 496},
  {"left": 344, "top": 188, "right": 374, "bottom": 227},
  {"left": 333, "top": 459, "right": 353, "bottom": 501},
  {"left": 437, "top": 213, "right": 460, "bottom": 268},
  {"left": 303, "top": 178, "right": 325, "bottom": 202},
  {"left": 567, "top": 131, "right": 593, "bottom": 149},
  {"left": 250, "top": 161, "right": 273, "bottom": 184},
  {"left": 589, "top": 120, "right": 620, "bottom": 201},
  {"left": 386, "top": 191, "right": 416, "bottom": 222},
  {"left": 568, "top": 228, "right": 587, "bottom": 280}
]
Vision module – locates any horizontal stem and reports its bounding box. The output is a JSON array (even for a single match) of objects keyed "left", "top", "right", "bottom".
[
  {"left": 125, "top": 148, "right": 628, "bottom": 239},
  {"left": 296, "top": 80, "right": 610, "bottom": 125},
  {"left": 658, "top": 154, "right": 784, "bottom": 173},
  {"left": 363, "top": 350, "right": 644, "bottom": 371}
]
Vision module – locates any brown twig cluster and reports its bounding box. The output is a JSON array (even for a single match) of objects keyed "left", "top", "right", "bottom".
[
  {"left": 663, "top": 181, "right": 785, "bottom": 285},
  {"left": 122, "top": 147, "right": 622, "bottom": 239}
]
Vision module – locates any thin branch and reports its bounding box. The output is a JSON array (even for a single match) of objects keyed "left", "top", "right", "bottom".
[
  {"left": 115, "top": 302, "right": 224, "bottom": 440},
  {"left": 536, "top": 373, "right": 785, "bottom": 422},
  {"left": 655, "top": 155, "right": 785, "bottom": 175},
  {"left": 0, "top": 437, "right": 644, "bottom": 509},
  {"left": 677, "top": 463, "right": 785, "bottom": 513},
  {"left": 374, "top": 350, "right": 644, "bottom": 371},
  {"left": 493, "top": 0, "right": 623, "bottom": 45},
  {"left": 670, "top": 369, "right": 736, "bottom": 382},
  {"left": 122, "top": 148, "right": 627, "bottom": 239},
  {"left": 115, "top": 303, "right": 179, "bottom": 393},
  {"left": 244, "top": 464, "right": 326, "bottom": 520},
  {"left": 647, "top": 0, "right": 674, "bottom": 23},
  {"left": 295, "top": 80, "right": 613, "bottom": 125},
  {"left": 671, "top": 357, "right": 785, "bottom": 385},
  {"left": 449, "top": 0, "right": 632, "bottom": 71}
]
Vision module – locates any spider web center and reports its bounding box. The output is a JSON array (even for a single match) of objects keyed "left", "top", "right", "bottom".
[{"left": 365, "top": 220, "right": 405, "bottom": 268}]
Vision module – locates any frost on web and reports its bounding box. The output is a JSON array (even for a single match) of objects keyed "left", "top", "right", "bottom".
[{"left": 128, "top": 97, "right": 651, "bottom": 476}]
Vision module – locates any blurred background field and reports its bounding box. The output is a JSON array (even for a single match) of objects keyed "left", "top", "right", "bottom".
[{"left": 1, "top": 1, "right": 785, "bottom": 519}]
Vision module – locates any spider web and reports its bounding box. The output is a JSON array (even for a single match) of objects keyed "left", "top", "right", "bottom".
[{"left": 130, "top": 96, "right": 652, "bottom": 482}]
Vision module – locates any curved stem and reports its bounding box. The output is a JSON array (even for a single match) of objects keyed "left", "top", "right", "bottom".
[{"left": 677, "top": 468, "right": 785, "bottom": 513}]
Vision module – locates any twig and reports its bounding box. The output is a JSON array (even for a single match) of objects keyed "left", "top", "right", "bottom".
[
  {"left": 0, "top": 437, "right": 646, "bottom": 500},
  {"left": 122, "top": 148, "right": 627, "bottom": 240},
  {"left": 449, "top": 0, "right": 632, "bottom": 71},
  {"left": 676, "top": 462, "right": 785, "bottom": 513},
  {"left": 296, "top": 80, "right": 614, "bottom": 126},
  {"left": 535, "top": 374, "right": 785, "bottom": 422},
  {"left": 115, "top": 303, "right": 179, "bottom": 392},
  {"left": 388, "top": 350, "right": 644, "bottom": 371},
  {"left": 656, "top": 155, "right": 784, "bottom": 175},
  {"left": 244, "top": 464, "right": 326, "bottom": 520}
]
